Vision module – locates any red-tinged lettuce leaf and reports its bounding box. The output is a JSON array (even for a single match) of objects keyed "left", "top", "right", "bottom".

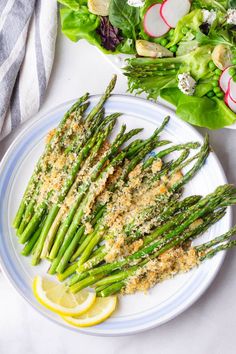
[{"left": 97, "top": 17, "right": 123, "bottom": 52}]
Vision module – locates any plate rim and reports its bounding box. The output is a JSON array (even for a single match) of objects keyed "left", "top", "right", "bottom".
[{"left": 0, "top": 94, "right": 232, "bottom": 336}]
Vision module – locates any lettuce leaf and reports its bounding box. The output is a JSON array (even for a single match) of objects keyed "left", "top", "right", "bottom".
[
  {"left": 160, "top": 88, "right": 236, "bottom": 129},
  {"left": 180, "top": 45, "right": 213, "bottom": 79},
  {"left": 196, "top": 27, "right": 236, "bottom": 56},
  {"left": 117, "top": 38, "right": 136, "bottom": 54},
  {"left": 191, "top": 0, "right": 228, "bottom": 11},
  {"left": 109, "top": 0, "right": 140, "bottom": 39},
  {"left": 59, "top": 1, "right": 132, "bottom": 54},
  {"left": 58, "top": 0, "right": 86, "bottom": 10},
  {"left": 60, "top": 6, "right": 101, "bottom": 42},
  {"left": 228, "top": 0, "right": 236, "bottom": 8},
  {"left": 128, "top": 75, "right": 177, "bottom": 101},
  {"left": 60, "top": 5, "right": 125, "bottom": 54},
  {"left": 167, "top": 10, "right": 203, "bottom": 48}
]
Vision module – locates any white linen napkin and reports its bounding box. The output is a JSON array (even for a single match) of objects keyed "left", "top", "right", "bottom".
[{"left": 0, "top": 0, "right": 57, "bottom": 141}]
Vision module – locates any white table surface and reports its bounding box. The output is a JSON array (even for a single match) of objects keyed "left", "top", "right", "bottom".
[{"left": 1, "top": 30, "right": 236, "bottom": 354}]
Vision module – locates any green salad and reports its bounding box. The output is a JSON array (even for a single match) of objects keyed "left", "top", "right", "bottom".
[{"left": 58, "top": 0, "right": 236, "bottom": 129}]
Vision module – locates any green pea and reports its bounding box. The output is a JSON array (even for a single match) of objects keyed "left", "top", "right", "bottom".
[
  {"left": 212, "top": 80, "right": 219, "bottom": 87},
  {"left": 233, "top": 74, "right": 236, "bottom": 82},
  {"left": 182, "top": 26, "right": 188, "bottom": 34},
  {"left": 169, "top": 45, "right": 177, "bottom": 53},
  {"left": 207, "top": 91, "right": 215, "bottom": 98},
  {"left": 160, "top": 38, "right": 168, "bottom": 47},
  {"left": 213, "top": 87, "right": 221, "bottom": 93},
  {"left": 213, "top": 74, "right": 220, "bottom": 80},
  {"left": 214, "top": 68, "right": 222, "bottom": 76},
  {"left": 209, "top": 61, "right": 217, "bottom": 70},
  {"left": 232, "top": 58, "right": 236, "bottom": 65},
  {"left": 216, "top": 92, "right": 224, "bottom": 98},
  {"left": 229, "top": 67, "right": 236, "bottom": 76},
  {"left": 155, "top": 37, "right": 163, "bottom": 44},
  {"left": 168, "top": 29, "right": 175, "bottom": 37}
]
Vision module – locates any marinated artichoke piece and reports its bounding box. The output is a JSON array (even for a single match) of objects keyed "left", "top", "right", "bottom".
[
  {"left": 88, "top": 0, "right": 110, "bottom": 16},
  {"left": 212, "top": 44, "right": 232, "bottom": 70},
  {"left": 136, "top": 40, "right": 173, "bottom": 58}
]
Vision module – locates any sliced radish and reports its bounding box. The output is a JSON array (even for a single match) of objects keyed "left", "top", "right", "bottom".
[
  {"left": 161, "top": 0, "right": 191, "bottom": 28},
  {"left": 219, "top": 67, "right": 233, "bottom": 93},
  {"left": 225, "top": 90, "right": 236, "bottom": 113},
  {"left": 143, "top": 4, "right": 170, "bottom": 38},
  {"left": 229, "top": 78, "right": 236, "bottom": 103}
]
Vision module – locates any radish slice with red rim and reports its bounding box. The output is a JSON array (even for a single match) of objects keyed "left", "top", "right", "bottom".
[
  {"left": 229, "top": 77, "right": 236, "bottom": 103},
  {"left": 143, "top": 3, "right": 170, "bottom": 38},
  {"left": 225, "top": 90, "right": 236, "bottom": 113},
  {"left": 219, "top": 67, "right": 233, "bottom": 93},
  {"left": 161, "top": 0, "right": 191, "bottom": 28}
]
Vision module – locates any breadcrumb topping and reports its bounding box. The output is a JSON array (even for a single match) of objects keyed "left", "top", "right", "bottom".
[
  {"left": 123, "top": 247, "right": 199, "bottom": 294},
  {"left": 103, "top": 159, "right": 176, "bottom": 262}
]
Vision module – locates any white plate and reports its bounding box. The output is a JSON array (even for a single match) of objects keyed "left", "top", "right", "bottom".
[
  {"left": 104, "top": 52, "right": 236, "bottom": 130},
  {"left": 0, "top": 95, "right": 231, "bottom": 336}
]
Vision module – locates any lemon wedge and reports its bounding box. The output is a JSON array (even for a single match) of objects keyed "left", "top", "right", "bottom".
[
  {"left": 62, "top": 296, "right": 117, "bottom": 327},
  {"left": 33, "top": 275, "right": 96, "bottom": 316}
]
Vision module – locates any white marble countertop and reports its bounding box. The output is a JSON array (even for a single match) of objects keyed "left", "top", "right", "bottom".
[{"left": 1, "top": 30, "right": 236, "bottom": 354}]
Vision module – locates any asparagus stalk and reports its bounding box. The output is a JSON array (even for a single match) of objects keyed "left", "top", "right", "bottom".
[
  {"left": 41, "top": 118, "right": 117, "bottom": 258},
  {"left": 85, "top": 185, "right": 235, "bottom": 277},
  {"left": 71, "top": 139, "right": 210, "bottom": 280},
  {"left": 196, "top": 224, "right": 236, "bottom": 253},
  {"left": 76, "top": 246, "right": 107, "bottom": 273},
  {"left": 85, "top": 75, "right": 117, "bottom": 125},
  {"left": 19, "top": 124, "right": 103, "bottom": 245},
  {"left": 68, "top": 272, "right": 90, "bottom": 287},
  {"left": 57, "top": 262, "right": 78, "bottom": 282},
  {"left": 48, "top": 151, "right": 128, "bottom": 274},
  {"left": 21, "top": 219, "right": 46, "bottom": 256},
  {"left": 16, "top": 77, "right": 119, "bottom": 246},
  {"left": 49, "top": 137, "right": 144, "bottom": 274},
  {"left": 18, "top": 101, "right": 94, "bottom": 236},
  {"left": 13, "top": 93, "right": 89, "bottom": 229},
  {"left": 56, "top": 226, "right": 95, "bottom": 273},
  {"left": 99, "top": 282, "right": 125, "bottom": 297},
  {"left": 55, "top": 128, "right": 162, "bottom": 273},
  {"left": 92, "top": 210, "right": 226, "bottom": 296},
  {"left": 143, "top": 142, "right": 200, "bottom": 170},
  {"left": 33, "top": 120, "right": 128, "bottom": 265},
  {"left": 125, "top": 195, "right": 202, "bottom": 241},
  {"left": 48, "top": 126, "right": 143, "bottom": 261},
  {"left": 75, "top": 139, "right": 211, "bottom": 276},
  {"left": 171, "top": 135, "right": 210, "bottom": 192},
  {"left": 200, "top": 239, "right": 236, "bottom": 261}
]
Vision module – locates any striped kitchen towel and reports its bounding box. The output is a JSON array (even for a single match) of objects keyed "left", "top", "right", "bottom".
[{"left": 0, "top": 0, "right": 57, "bottom": 141}]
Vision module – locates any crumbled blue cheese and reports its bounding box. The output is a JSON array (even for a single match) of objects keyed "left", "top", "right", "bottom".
[
  {"left": 202, "top": 9, "right": 216, "bottom": 25},
  {"left": 178, "top": 73, "right": 196, "bottom": 96},
  {"left": 227, "top": 9, "right": 236, "bottom": 25},
  {"left": 127, "top": 0, "right": 144, "bottom": 7}
]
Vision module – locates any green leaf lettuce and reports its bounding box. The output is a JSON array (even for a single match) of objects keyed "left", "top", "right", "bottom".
[{"left": 161, "top": 88, "right": 236, "bottom": 129}]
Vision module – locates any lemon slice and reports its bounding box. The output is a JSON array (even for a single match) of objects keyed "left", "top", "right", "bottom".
[
  {"left": 33, "top": 275, "right": 96, "bottom": 316},
  {"left": 62, "top": 296, "right": 117, "bottom": 327}
]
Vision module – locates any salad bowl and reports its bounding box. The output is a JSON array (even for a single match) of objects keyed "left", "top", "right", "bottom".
[{"left": 59, "top": 0, "right": 236, "bottom": 129}]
